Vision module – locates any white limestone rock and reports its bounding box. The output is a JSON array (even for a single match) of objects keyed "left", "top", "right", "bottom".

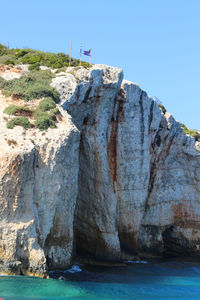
[
  {"left": 1, "top": 63, "right": 200, "bottom": 275},
  {"left": 52, "top": 65, "right": 124, "bottom": 260},
  {"left": 52, "top": 64, "right": 200, "bottom": 261},
  {"left": 0, "top": 95, "right": 80, "bottom": 275}
]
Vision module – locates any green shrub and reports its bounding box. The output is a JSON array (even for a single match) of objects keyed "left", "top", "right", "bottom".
[
  {"left": 6, "top": 116, "right": 31, "bottom": 129},
  {"left": 0, "top": 76, "right": 28, "bottom": 98},
  {"left": 4, "top": 59, "right": 15, "bottom": 65},
  {"left": 15, "top": 49, "right": 29, "bottom": 58},
  {"left": 1, "top": 75, "right": 28, "bottom": 90},
  {"left": 0, "top": 76, "right": 6, "bottom": 88},
  {"left": 0, "top": 69, "right": 59, "bottom": 102},
  {"left": 158, "top": 104, "right": 167, "bottom": 114},
  {"left": 180, "top": 123, "right": 200, "bottom": 141},
  {"left": 0, "top": 56, "right": 9, "bottom": 64},
  {"left": 0, "top": 44, "right": 9, "bottom": 56},
  {"left": 81, "top": 61, "right": 91, "bottom": 69},
  {"left": 54, "top": 67, "right": 67, "bottom": 74},
  {"left": 37, "top": 97, "right": 56, "bottom": 112},
  {"left": 0, "top": 43, "right": 91, "bottom": 69},
  {"left": 180, "top": 123, "right": 187, "bottom": 131},
  {"left": 49, "top": 108, "right": 60, "bottom": 120},
  {"left": 49, "top": 107, "right": 60, "bottom": 116},
  {"left": 27, "top": 69, "right": 54, "bottom": 83},
  {"left": 28, "top": 62, "right": 40, "bottom": 71},
  {"left": 24, "top": 83, "right": 60, "bottom": 102},
  {"left": 2, "top": 90, "right": 12, "bottom": 97},
  {"left": 21, "top": 54, "right": 41, "bottom": 65},
  {"left": 34, "top": 111, "right": 56, "bottom": 130},
  {"left": 3, "top": 105, "right": 32, "bottom": 116}
]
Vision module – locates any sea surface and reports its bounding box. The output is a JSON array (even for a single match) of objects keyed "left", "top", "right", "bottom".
[{"left": 1, "top": 260, "right": 200, "bottom": 299}]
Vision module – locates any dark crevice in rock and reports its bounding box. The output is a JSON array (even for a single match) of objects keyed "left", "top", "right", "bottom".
[
  {"left": 152, "top": 132, "right": 161, "bottom": 150},
  {"left": 75, "top": 84, "right": 81, "bottom": 102},
  {"left": 83, "top": 80, "right": 93, "bottom": 103},
  {"left": 108, "top": 119, "right": 118, "bottom": 192},
  {"left": 151, "top": 122, "right": 163, "bottom": 150},
  {"left": 139, "top": 91, "right": 145, "bottom": 147},
  {"left": 75, "top": 224, "right": 119, "bottom": 262},
  {"left": 32, "top": 148, "right": 43, "bottom": 249},
  {"left": 118, "top": 231, "right": 139, "bottom": 256},
  {"left": 148, "top": 100, "right": 154, "bottom": 133},
  {"left": 108, "top": 89, "right": 125, "bottom": 193},
  {"left": 162, "top": 225, "right": 195, "bottom": 257}
]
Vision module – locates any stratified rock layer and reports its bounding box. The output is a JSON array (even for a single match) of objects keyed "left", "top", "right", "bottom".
[{"left": 52, "top": 65, "right": 200, "bottom": 262}]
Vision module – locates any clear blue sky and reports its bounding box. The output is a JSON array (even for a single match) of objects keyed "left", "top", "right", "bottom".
[{"left": 1, "top": 0, "right": 199, "bottom": 129}]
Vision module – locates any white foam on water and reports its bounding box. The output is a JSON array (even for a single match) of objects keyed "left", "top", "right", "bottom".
[
  {"left": 65, "top": 265, "right": 82, "bottom": 274},
  {"left": 125, "top": 260, "right": 148, "bottom": 264}
]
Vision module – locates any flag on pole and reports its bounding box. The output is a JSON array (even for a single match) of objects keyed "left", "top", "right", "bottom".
[
  {"left": 80, "top": 43, "right": 83, "bottom": 66},
  {"left": 83, "top": 49, "right": 91, "bottom": 56}
]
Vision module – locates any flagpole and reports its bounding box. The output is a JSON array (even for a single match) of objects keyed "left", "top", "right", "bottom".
[
  {"left": 90, "top": 49, "right": 92, "bottom": 66},
  {"left": 80, "top": 43, "right": 83, "bottom": 66},
  {"left": 69, "top": 39, "right": 72, "bottom": 67}
]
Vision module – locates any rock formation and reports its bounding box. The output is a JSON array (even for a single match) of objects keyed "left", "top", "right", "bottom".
[
  {"left": 0, "top": 64, "right": 200, "bottom": 276},
  {"left": 0, "top": 95, "right": 79, "bottom": 276},
  {"left": 52, "top": 65, "right": 200, "bottom": 261}
]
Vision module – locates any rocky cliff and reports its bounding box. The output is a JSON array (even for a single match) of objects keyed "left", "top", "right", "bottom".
[
  {"left": 0, "top": 65, "right": 200, "bottom": 276},
  {"left": 0, "top": 91, "right": 79, "bottom": 276}
]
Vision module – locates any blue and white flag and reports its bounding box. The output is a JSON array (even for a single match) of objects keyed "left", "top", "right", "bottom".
[{"left": 83, "top": 49, "right": 91, "bottom": 56}]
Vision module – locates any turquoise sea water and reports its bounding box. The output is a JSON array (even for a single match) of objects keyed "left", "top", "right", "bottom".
[{"left": 1, "top": 261, "right": 200, "bottom": 299}]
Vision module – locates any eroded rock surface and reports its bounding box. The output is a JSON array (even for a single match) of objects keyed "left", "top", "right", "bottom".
[
  {"left": 52, "top": 65, "right": 124, "bottom": 261},
  {"left": 0, "top": 94, "right": 80, "bottom": 275},
  {"left": 0, "top": 64, "right": 200, "bottom": 276},
  {"left": 52, "top": 65, "right": 200, "bottom": 262}
]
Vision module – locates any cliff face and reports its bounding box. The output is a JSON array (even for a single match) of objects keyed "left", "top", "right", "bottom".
[
  {"left": 52, "top": 65, "right": 200, "bottom": 261},
  {"left": 0, "top": 65, "right": 200, "bottom": 275},
  {"left": 0, "top": 96, "right": 79, "bottom": 275}
]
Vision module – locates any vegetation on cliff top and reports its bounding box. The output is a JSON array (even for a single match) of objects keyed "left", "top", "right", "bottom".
[
  {"left": 3, "top": 105, "right": 32, "bottom": 116},
  {"left": 3, "top": 99, "right": 60, "bottom": 131},
  {"left": 180, "top": 123, "right": 200, "bottom": 142},
  {"left": 158, "top": 104, "right": 167, "bottom": 114},
  {"left": 157, "top": 102, "right": 200, "bottom": 141},
  {"left": 0, "top": 69, "right": 59, "bottom": 102},
  {"left": 6, "top": 116, "right": 31, "bottom": 129},
  {"left": 0, "top": 43, "right": 86, "bottom": 130},
  {"left": 1, "top": 68, "right": 61, "bottom": 130},
  {"left": 1, "top": 43, "right": 199, "bottom": 135},
  {"left": 0, "top": 43, "right": 90, "bottom": 70}
]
